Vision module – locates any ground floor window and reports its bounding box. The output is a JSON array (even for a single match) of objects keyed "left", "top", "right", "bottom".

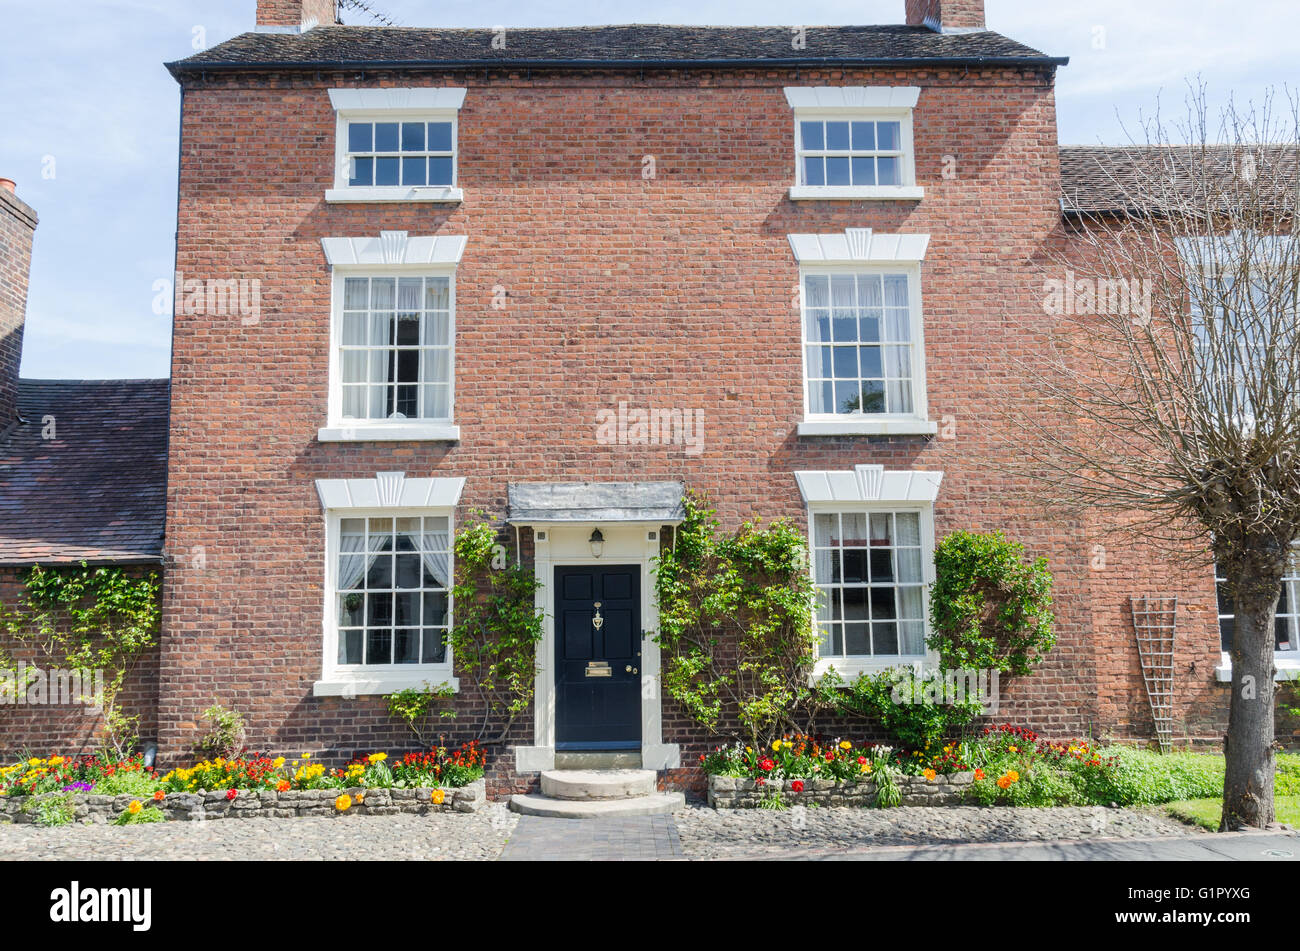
[
  {"left": 812, "top": 509, "right": 927, "bottom": 659},
  {"left": 1215, "top": 556, "right": 1299, "bottom": 654},
  {"left": 335, "top": 515, "right": 452, "bottom": 667}
]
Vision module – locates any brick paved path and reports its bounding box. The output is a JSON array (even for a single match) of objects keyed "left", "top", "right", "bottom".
[{"left": 499, "top": 814, "right": 685, "bottom": 861}]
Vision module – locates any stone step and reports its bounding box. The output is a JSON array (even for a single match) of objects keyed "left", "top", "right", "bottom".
[
  {"left": 540, "top": 768, "right": 657, "bottom": 801},
  {"left": 508, "top": 792, "right": 685, "bottom": 819},
  {"left": 555, "top": 751, "right": 643, "bottom": 770}
]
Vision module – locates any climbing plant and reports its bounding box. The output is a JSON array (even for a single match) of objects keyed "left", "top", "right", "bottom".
[
  {"left": 1, "top": 564, "right": 160, "bottom": 756},
  {"left": 655, "top": 492, "right": 822, "bottom": 747},
  {"left": 927, "top": 530, "right": 1055, "bottom": 677},
  {"left": 448, "top": 516, "right": 544, "bottom": 744}
]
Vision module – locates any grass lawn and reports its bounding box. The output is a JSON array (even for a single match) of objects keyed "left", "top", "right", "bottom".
[{"left": 1164, "top": 796, "right": 1300, "bottom": 830}]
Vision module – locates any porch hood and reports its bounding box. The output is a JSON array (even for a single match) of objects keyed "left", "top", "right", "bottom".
[{"left": 507, "top": 481, "right": 685, "bottom": 524}]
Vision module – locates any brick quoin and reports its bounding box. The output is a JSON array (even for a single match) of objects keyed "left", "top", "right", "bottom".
[{"left": 141, "top": 29, "right": 1295, "bottom": 792}]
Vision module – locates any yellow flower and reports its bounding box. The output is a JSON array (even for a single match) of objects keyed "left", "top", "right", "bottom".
[
  {"left": 273, "top": 757, "right": 285, "bottom": 768},
  {"left": 27, "top": 758, "right": 40, "bottom": 767},
  {"left": 127, "top": 801, "right": 142, "bottom": 815},
  {"left": 355, "top": 794, "right": 365, "bottom": 804},
  {"left": 772, "top": 741, "right": 781, "bottom": 751},
  {"left": 368, "top": 752, "right": 387, "bottom": 763},
  {"left": 839, "top": 741, "right": 851, "bottom": 750},
  {"left": 923, "top": 769, "right": 937, "bottom": 781},
  {"left": 303, "top": 753, "right": 312, "bottom": 759},
  {"left": 335, "top": 794, "right": 352, "bottom": 811},
  {"left": 431, "top": 789, "right": 445, "bottom": 805}
]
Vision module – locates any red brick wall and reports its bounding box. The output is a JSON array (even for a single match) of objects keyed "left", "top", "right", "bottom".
[
  {"left": 0, "top": 187, "right": 36, "bottom": 425},
  {"left": 0, "top": 568, "right": 160, "bottom": 756},
  {"left": 256, "top": 0, "right": 336, "bottom": 28},
  {"left": 164, "top": 62, "right": 1277, "bottom": 784}
]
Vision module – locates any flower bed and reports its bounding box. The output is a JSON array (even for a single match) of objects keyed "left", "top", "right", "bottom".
[
  {"left": 0, "top": 781, "right": 486, "bottom": 824},
  {"left": 709, "top": 773, "right": 974, "bottom": 808},
  {"left": 0, "top": 742, "right": 488, "bottom": 825}
]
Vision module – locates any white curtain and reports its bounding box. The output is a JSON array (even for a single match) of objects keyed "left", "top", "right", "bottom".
[
  {"left": 419, "top": 529, "right": 452, "bottom": 591},
  {"left": 337, "top": 531, "right": 371, "bottom": 591}
]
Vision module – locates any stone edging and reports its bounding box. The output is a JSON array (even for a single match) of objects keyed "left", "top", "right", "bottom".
[
  {"left": 0, "top": 779, "right": 486, "bottom": 823},
  {"left": 708, "top": 772, "right": 974, "bottom": 808}
]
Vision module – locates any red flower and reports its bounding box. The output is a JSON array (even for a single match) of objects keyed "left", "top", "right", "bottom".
[
  {"left": 791, "top": 780, "right": 804, "bottom": 792},
  {"left": 226, "top": 789, "right": 238, "bottom": 801},
  {"left": 856, "top": 756, "right": 867, "bottom": 765},
  {"left": 759, "top": 758, "right": 775, "bottom": 772}
]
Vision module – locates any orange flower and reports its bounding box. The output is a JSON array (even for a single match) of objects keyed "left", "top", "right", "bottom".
[
  {"left": 431, "top": 789, "right": 446, "bottom": 805},
  {"left": 923, "top": 769, "right": 937, "bottom": 782},
  {"left": 996, "top": 775, "right": 1011, "bottom": 790},
  {"left": 152, "top": 790, "right": 165, "bottom": 801},
  {"left": 335, "top": 794, "right": 352, "bottom": 812},
  {"left": 974, "top": 768, "right": 985, "bottom": 781},
  {"left": 277, "top": 780, "right": 290, "bottom": 792}
]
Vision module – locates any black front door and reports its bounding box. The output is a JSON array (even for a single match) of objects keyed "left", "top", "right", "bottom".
[{"left": 555, "top": 564, "right": 642, "bottom": 749}]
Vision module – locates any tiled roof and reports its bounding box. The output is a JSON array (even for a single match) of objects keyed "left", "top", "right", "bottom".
[
  {"left": 0, "top": 380, "right": 169, "bottom": 566},
  {"left": 168, "top": 24, "right": 1064, "bottom": 75},
  {"left": 1059, "top": 145, "right": 1300, "bottom": 214}
]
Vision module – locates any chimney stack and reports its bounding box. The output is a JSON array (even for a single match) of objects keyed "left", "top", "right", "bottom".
[
  {"left": 255, "top": 0, "right": 338, "bottom": 31},
  {"left": 0, "top": 179, "right": 37, "bottom": 425},
  {"left": 905, "top": 0, "right": 986, "bottom": 32}
]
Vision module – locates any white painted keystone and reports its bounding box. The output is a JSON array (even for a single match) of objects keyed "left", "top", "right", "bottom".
[
  {"left": 540, "top": 768, "right": 657, "bottom": 801},
  {"left": 509, "top": 792, "right": 685, "bottom": 819}
]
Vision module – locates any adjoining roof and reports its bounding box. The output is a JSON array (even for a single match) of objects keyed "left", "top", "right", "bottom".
[
  {"left": 508, "top": 481, "right": 686, "bottom": 524},
  {"left": 168, "top": 24, "right": 1066, "bottom": 76},
  {"left": 0, "top": 380, "right": 169, "bottom": 566},
  {"left": 1059, "top": 144, "right": 1300, "bottom": 215}
]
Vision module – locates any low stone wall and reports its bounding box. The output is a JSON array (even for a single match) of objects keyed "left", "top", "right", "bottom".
[
  {"left": 0, "top": 779, "right": 485, "bottom": 824},
  {"left": 708, "top": 772, "right": 974, "bottom": 808}
]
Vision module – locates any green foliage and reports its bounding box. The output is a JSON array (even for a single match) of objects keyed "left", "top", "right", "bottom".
[
  {"left": 655, "top": 492, "right": 820, "bottom": 746},
  {"left": 385, "top": 683, "right": 456, "bottom": 747},
  {"left": 449, "top": 516, "right": 544, "bottom": 742},
  {"left": 196, "top": 703, "right": 246, "bottom": 761},
  {"left": 112, "top": 804, "right": 165, "bottom": 826},
  {"left": 1, "top": 564, "right": 159, "bottom": 756},
  {"left": 928, "top": 531, "right": 1055, "bottom": 676},
  {"left": 24, "top": 792, "right": 76, "bottom": 827},
  {"left": 1089, "top": 747, "right": 1226, "bottom": 805},
  {"left": 827, "top": 667, "right": 983, "bottom": 749}
]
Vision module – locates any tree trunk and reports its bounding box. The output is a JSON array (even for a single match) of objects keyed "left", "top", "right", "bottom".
[{"left": 1221, "top": 572, "right": 1278, "bottom": 830}]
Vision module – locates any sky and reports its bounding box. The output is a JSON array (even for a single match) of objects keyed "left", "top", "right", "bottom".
[{"left": 0, "top": 0, "right": 1294, "bottom": 380}]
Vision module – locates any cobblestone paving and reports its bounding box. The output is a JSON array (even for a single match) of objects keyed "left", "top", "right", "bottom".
[
  {"left": 0, "top": 806, "right": 519, "bottom": 861},
  {"left": 500, "top": 814, "right": 684, "bottom": 860},
  {"left": 673, "top": 804, "right": 1201, "bottom": 859}
]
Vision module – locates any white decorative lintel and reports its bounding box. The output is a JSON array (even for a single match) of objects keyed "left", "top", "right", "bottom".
[
  {"left": 795, "top": 468, "right": 944, "bottom": 505},
  {"left": 789, "top": 230, "right": 930, "bottom": 264},
  {"left": 321, "top": 233, "right": 467, "bottom": 268},
  {"left": 315, "top": 472, "right": 466, "bottom": 511}
]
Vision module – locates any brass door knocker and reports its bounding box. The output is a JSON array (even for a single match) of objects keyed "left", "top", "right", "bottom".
[{"left": 592, "top": 602, "right": 604, "bottom": 631}]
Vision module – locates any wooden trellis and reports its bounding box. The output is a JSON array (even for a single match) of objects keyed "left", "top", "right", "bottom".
[{"left": 1129, "top": 595, "right": 1178, "bottom": 753}]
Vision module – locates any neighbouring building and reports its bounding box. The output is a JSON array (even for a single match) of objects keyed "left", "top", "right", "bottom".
[{"left": 1, "top": 0, "right": 1294, "bottom": 795}]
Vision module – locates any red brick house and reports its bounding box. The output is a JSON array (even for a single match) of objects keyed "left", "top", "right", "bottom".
[{"left": 2, "top": 0, "right": 1295, "bottom": 795}]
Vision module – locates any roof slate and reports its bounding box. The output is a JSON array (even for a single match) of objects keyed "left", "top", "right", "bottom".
[
  {"left": 168, "top": 24, "right": 1064, "bottom": 75},
  {"left": 0, "top": 380, "right": 168, "bottom": 566}
]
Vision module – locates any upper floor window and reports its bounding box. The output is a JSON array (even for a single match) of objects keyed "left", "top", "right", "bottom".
[
  {"left": 784, "top": 87, "right": 922, "bottom": 201},
  {"left": 319, "top": 231, "right": 467, "bottom": 442},
  {"left": 1216, "top": 555, "right": 1299, "bottom": 655},
  {"left": 789, "top": 229, "right": 935, "bottom": 436},
  {"left": 326, "top": 88, "right": 466, "bottom": 203}
]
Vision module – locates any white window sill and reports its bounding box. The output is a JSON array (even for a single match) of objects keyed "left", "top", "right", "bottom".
[
  {"left": 325, "top": 186, "right": 464, "bottom": 204},
  {"left": 313, "top": 670, "right": 459, "bottom": 697},
  {"left": 789, "top": 185, "right": 924, "bottom": 201},
  {"left": 798, "top": 417, "right": 938, "bottom": 437},
  {"left": 814, "top": 657, "right": 927, "bottom": 680},
  {"left": 318, "top": 422, "right": 461, "bottom": 443},
  {"left": 1214, "top": 657, "right": 1300, "bottom": 683}
]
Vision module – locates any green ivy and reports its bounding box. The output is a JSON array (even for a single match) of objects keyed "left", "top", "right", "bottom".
[
  {"left": 927, "top": 531, "right": 1055, "bottom": 677},
  {"left": 827, "top": 666, "right": 983, "bottom": 749},
  {"left": 1, "top": 564, "right": 160, "bottom": 756},
  {"left": 448, "top": 516, "right": 544, "bottom": 743},
  {"left": 654, "top": 492, "right": 821, "bottom": 747}
]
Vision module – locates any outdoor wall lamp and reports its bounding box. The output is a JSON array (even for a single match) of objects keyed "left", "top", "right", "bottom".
[{"left": 589, "top": 528, "right": 604, "bottom": 558}]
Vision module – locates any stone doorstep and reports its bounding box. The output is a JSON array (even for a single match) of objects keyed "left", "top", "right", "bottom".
[
  {"left": 509, "top": 792, "right": 686, "bottom": 819},
  {"left": 539, "top": 768, "right": 657, "bottom": 801}
]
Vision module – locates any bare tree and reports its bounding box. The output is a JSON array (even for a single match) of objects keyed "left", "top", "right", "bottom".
[{"left": 1018, "top": 86, "right": 1299, "bottom": 829}]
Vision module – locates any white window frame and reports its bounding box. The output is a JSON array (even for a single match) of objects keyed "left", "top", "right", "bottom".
[
  {"left": 319, "top": 232, "right": 465, "bottom": 442},
  {"left": 313, "top": 472, "right": 466, "bottom": 697},
  {"left": 326, "top": 88, "right": 466, "bottom": 203},
  {"left": 1214, "top": 550, "right": 1300, "bottom": 683},
  {"left": 785, "top": 87, "right": 923, "bottom": 201},
  {"left": 790, "top": 229, "right": 934, "bottom": 436},
  {"left": 796, "top": 467, "right": 943, "bottom": 680}
]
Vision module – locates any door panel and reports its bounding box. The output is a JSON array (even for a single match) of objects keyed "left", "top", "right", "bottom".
[{"left": 555, "top": 564, "right": 642, "bottom": 748}]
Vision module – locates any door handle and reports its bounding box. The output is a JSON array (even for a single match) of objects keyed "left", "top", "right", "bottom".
[{"left": 625, "top": 665, "right": 638, "bottom": 674}]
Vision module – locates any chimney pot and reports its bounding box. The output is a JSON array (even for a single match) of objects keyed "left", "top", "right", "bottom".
[{"left": 0, "top": 179, "right": 15, "bottom": 194}]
